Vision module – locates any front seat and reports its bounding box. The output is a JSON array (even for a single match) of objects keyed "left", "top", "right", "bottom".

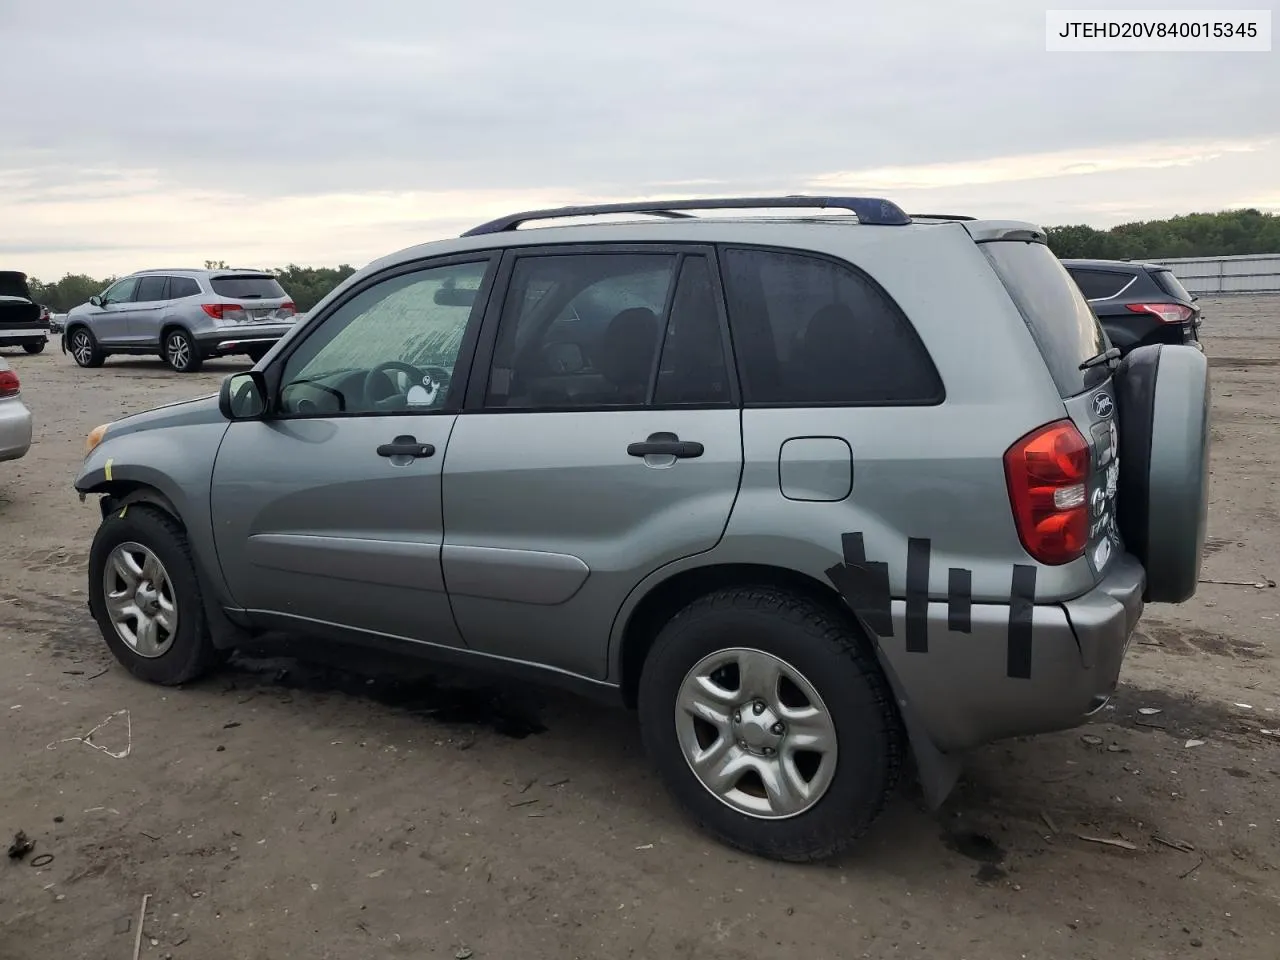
[{"left": 595, "top": 307, "right": 660, "bottom": 404}]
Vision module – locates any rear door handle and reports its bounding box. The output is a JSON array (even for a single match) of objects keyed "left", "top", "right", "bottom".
[
  {"left": 627, "top": 433, "right": 704, "bottom": 459},
  {"left": 376, "top": 435, "right": 436, "bottom": 459}
]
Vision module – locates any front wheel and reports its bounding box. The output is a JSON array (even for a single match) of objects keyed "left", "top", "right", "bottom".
[
  {"left": 163, "top": 328, "right": 203, "bottom": 372},
  {"left": 638, "top": 587, "right": 903, "bottom": 862},
  {"left": 88, "top": 504, "right": 220, "bottom": 685},
  {"left": 23, "top": 339, "right": 46, "bottom": 355},
  {"left": 67, "top": 327, "right": 105, "bottom": 368}
]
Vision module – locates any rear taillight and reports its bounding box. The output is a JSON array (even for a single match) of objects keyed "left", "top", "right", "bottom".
[
  {"left": 201, "top": 303, "right": 248, "bottom": 322},
  {"left": 278, "top": 301, "right": 296, "bottom": 317},
  {"left": 0, "top": 370, "right": 20, "bottom": 398},
  {"left": 1126, "top": 302, "right": 1194, "bottom": 324},
  {"left": 1004, "top": 419, "right": 1091, "bottom": 565}
]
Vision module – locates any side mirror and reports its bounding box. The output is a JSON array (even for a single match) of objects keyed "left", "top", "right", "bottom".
[
  {"left": 543, "top": 341, "right": 585, "bottom": 374},
  {"left": 89, "top": 295, "right": 103, "bottom": 307},
  {"left": 219, "top": 371, "right": 268, "bottom": 420}
]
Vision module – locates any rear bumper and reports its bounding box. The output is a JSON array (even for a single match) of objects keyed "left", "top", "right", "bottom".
[
  {"left": 195, "top": 324, "right": 293, "bottom": 356},
  {"left": 0, "top": 326, "right": 49, "bottom": 345},
  {"left": 0, "top": 397, "right": 33, "bottom": 462},
  {"left": 879, "top": 553, "right": 1145, "bottom": 752}
]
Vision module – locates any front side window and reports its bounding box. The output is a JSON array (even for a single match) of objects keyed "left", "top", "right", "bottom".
[
  {"left": 719, "top": 248, "right": 943, "bottom": 405},
  {"left": 102, "top": 277, "right": 138, "bottom": 305},
  {"left": 277, "top": 259, "right": 491, "bottom": 417}
]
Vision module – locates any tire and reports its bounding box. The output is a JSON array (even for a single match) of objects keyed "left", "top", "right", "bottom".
[
  {"left": 638, "top": 587, "right": 902, "bottom": 863},
  {"left": 246, "top": 346, "right": 270, "bottom": 364},
  {"left": 1113, "top": 344, "right": 1210, "bottom": 603},
  {"left": 23, "top": 339, "right": 46, "bottom": 355},
  {"left": 163, "top": 328, "right": 203, "bottom": 372},
  {"left": 67, "top": 327, "right": 105, "bottom": 368},
  {"left": 87, "top": 503, "right": 221, "bottom": 685}
]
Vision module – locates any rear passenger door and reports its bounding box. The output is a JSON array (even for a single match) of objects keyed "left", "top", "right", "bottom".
[
  {"left": 441, "top": 245, "right": 743, "bottom": 679},
  {"left": 128, "top": 275, "right": 171, "bottom": 346}
]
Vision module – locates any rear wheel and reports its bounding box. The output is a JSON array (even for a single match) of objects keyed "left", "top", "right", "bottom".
[
  {"left": 23, "top": 339, "right": 46, "bottom": 355},
  {"left": 88, "top": 504, "right": 220, "bottom": 685},
  {"left": 246, "top": 345, "right": 270, "bottom": 364},
  {"left": 163, "top": 328, "right": 203, "bottom": 372},
  {"left": 638, "top": 587, "right": 902, "bottom": 862},
  {"left": 68, "top": 327, "right": 105, "bottom": 368}
]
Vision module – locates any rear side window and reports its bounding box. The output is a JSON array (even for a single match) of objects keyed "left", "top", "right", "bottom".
[
  {"left": 134, "top": 276, "right": 169, "bottom": 302},
  {"left": 982, "top": 241, "right": 1109, "bottom": 398},
  {"left": 719, "top": 248, "right": 943, "bottom": 405},
  {"left": 1066, "top": 267, "right": 1131, "bottom": 300},
  {"left": 169, "top": 277, "right": 201, "bottom": 299},
  {"left": 1151, "top": 269, "right": 1193, "bottom": 301},
  {"left": 210, "top": 274, "right": 287, "bottom": 300}
]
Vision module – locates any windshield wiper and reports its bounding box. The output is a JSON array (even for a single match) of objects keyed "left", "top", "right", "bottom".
[{"left": 1079, "top": 346, "right": 1121, "bottom": 371}]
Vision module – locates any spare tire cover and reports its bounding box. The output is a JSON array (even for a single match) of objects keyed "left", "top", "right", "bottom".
[{"left": 1113, "top": 344, "right": 1210, "bottom": 603}]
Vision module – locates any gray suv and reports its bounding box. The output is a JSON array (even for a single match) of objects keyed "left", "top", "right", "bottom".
[
  {"left": 62, "top": 268, "right": 298, "bottom": 372},
  {"left": 72, "top": 197, "right": 1210, "bottom": 862}
]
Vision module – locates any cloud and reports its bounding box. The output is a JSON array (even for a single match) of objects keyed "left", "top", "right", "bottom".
[{"left": 0, "top": 0, "right": 1276, "bottom": 275}]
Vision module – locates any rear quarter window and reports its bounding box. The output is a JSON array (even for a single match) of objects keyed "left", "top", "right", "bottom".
[
  {"left": 718, "top": 247, "right": 943, "bottom": 406},
  {"left": 982, "top": 241, "right": 1109, "bottom": 398},
  {"left": 1066, "top": 267, "right": 1132, "bottom": 300},
  {"left": 210, "top": 274, "right": 287, "bottom": 300}
]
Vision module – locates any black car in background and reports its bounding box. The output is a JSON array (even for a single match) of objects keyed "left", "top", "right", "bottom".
[{"left": 1061, "top": 258, "right": 1202, "bottom": 355}]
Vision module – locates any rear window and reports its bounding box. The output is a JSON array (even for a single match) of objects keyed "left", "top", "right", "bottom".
[
  {"left": 209, "top": 274, "right": 287, "bottom": 300},
  {"left": 1066, "top": 267, "right": 1131, "bottom": 301},
  {"left": 1151, "top": 268, "right": 1193, "bottom": 301},
  {"left": 982, "top": 241, "right": 1109, "bottom": 398}
]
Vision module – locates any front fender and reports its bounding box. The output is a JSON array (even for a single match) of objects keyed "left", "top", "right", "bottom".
[{"left": 77, "top": 411, "right": 233, "bottom": 609}]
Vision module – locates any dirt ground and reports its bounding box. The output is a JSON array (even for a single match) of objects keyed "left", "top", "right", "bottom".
[{"left": 1, "top": 298, "right": 1278, "bottom": 960}]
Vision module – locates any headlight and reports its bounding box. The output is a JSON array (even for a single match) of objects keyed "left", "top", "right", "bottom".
[{"left": 85, "top": 423, "right": 111, "bottom": 456}]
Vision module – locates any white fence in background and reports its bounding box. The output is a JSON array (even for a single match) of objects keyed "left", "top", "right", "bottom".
[{"left": 1151, "top": 254, "right": 1280, "bottom": 296}]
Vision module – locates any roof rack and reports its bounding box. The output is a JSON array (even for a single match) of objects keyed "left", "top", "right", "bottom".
[
  {"left": 909, "top": 213, "right": 976, "bottom": 221},
  {"left": 461, "top": 195, "right": 912, "bottom": 236}
]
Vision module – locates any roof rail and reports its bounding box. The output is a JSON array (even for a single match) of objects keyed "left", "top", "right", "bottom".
[
  {"left": 461, "top": 195, "right": 912, "bottom": 236},
  {"left": 909, "top": 213, "right": 976, "bottom": 221}
]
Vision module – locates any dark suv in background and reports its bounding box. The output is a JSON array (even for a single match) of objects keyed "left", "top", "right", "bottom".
[{"left": 1061, "top": 259, "right": 1202, "bottom": 355}]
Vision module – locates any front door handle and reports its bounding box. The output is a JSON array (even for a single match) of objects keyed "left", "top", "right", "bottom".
[
  {"left": 627, "top": 432, "right": 704, "bottom": 459},
  {"left": 376, "top": 435, "right": 436, "bottom": 459}
]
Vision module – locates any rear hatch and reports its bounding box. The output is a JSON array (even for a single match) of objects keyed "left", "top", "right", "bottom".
[
  {"left": 979, "top": 239, "right": 1121, "bottom": 580},
  {"left": 209, "top": 273, "right": 295, "bottom": 323},
  {"left": 0, "top": 271, "right": 41, "bottom": 328}
]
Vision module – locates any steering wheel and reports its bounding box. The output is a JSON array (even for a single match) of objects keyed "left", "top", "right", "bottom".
[{"left": 362, "top": 361, "right": 452, "bottom": 410}]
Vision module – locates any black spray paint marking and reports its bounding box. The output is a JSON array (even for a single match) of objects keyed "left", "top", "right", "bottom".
[
  {"left": 825, "top": 532, "right": 893, "bottom": 638},
  {"left": 1007, "top": 564, "right": 1037, "bottom": 679},
  {"left": 904, "top": 538, "right": 931, "bottom": 653},
  {"left": 947, "top": 568, "right": 972, "bottom": 633}
]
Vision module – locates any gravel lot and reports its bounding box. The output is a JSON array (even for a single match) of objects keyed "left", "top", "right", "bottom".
[{"left": 2, "top": 297, "right": 1278, "bottom": 960}]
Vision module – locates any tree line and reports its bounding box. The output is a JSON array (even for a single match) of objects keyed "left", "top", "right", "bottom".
[{"left": 26, "top": 209, "right": 1280, "bottom": 310}]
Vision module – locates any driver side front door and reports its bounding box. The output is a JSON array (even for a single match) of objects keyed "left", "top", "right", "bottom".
[
  {"left": 209, "top": 254, "right": 497, "bottom": 649},
  {"left": 92, "top": 277, "right": 139, "bottom": 344}
]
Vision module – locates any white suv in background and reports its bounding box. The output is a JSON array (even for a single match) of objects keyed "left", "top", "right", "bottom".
[{"left": 62, "top": 268, "right": 299, "bottom": 372}]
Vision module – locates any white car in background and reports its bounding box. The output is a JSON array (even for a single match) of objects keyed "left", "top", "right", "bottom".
[{"left": 0, "top": 355, "right": 33, "bottom": 463}]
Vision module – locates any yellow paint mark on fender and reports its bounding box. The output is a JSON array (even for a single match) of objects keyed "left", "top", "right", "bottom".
[{"left": 104, "top": 458, "right": 113, "bottom": 481}]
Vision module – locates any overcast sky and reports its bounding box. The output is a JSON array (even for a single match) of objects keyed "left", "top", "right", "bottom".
[{"left": 1, "top": 0, "right": 1276, "bottom": 279}]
